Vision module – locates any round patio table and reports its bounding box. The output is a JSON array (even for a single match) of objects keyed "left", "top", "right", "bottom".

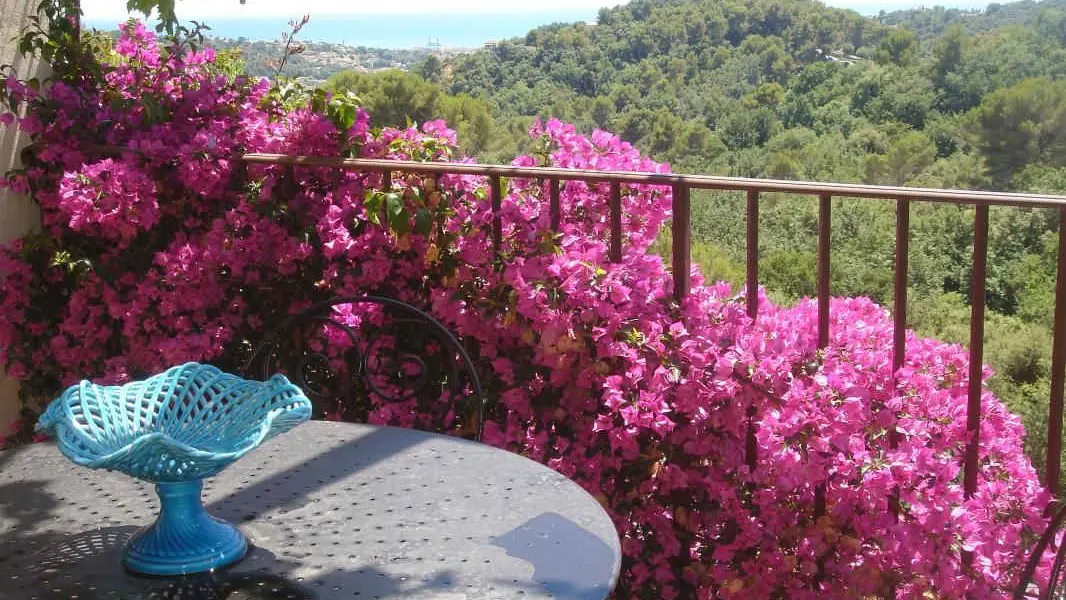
[{"left": 0, "top": 421, "right": 622, "bottom": 600}]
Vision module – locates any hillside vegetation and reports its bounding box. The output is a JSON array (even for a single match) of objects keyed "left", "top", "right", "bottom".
[
  {"left": 320, "top": 0, "right": 1066, "bottom": 481},
  {"left": 880, "top": 0, "right": 1066, "bottom": 40}
]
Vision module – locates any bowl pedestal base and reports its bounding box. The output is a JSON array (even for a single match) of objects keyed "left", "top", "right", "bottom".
[{"left": 123, "top": 479, "right": 248, "bottom": 576}]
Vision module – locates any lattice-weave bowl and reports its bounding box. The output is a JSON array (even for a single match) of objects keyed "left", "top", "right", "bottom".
[
  {"left": 37, "top": 362, "right": 311, "bottom": 483},
  {"left": 34, "top": 363, "right": 313, "bottom": 575},
  {"left": 37, "top": 362, "right": 312, "bottom": 482}
]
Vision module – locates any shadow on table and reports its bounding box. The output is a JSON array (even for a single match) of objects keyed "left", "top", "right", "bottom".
[
  {"left": 0, "top": 478, "right": 60, "bottom": 536},
  {"left": 0, "top": 436, "right": 461, "bottom": 600},
  {"left": 4, "top": 520, "right": 462, "bottom": 599},
  {"left": 0, "top": 478, "right": 66, "bottom": 574},
  {"left": 490, "top": 512, "right": 620, "bottom": 600},
  {"left": 206, "top": 425, "right": 428, "bottom": 519}
]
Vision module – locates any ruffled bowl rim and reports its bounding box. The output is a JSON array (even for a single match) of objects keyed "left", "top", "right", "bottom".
[{"left": 35, "top": 363, "right": 312, "bottom": 476}]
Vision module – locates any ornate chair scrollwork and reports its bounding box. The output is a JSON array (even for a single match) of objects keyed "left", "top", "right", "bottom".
[
  {"left": 1015, "top": 504, "right": 1066, "bottom": 600},
  {"left": 240, "top": 296, "right": 485, "bottom": 441}
]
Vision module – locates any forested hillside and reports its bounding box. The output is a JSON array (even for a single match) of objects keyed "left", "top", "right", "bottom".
[
  {"left": 320, "top": 0, "right": 1066, "bottom": 480},
  {"left": 880, "top": 0, "right": 1066, "bottom": 40}
]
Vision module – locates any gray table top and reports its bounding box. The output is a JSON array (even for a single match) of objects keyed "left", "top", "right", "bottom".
[{"left": 0, "top": 421, "right": 621, "bottom": 600}]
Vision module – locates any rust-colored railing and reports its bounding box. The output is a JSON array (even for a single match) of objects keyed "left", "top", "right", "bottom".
[{"left": 240, "top": 152, "right": 1066, "bottom": 506}]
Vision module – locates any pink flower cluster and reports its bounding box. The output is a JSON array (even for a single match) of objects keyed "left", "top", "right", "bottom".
[
  {"left": 0, "top": 23, "right": 1056, "bottom": 597},
  {"left": 57, "top": 159, "right": 160, "bottom": 244}
]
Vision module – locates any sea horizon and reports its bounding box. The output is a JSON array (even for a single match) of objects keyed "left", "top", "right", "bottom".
[
  {"left": 84, "top": 11, "right": 601, "bottom": 49},
  {"left": 83, "top": 0, "right": 998, "bottom": 49}
]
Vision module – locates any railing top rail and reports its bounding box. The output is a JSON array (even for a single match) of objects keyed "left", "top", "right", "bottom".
[{"left": 240, "top": 152, "right": 1066, "bottom": 209}]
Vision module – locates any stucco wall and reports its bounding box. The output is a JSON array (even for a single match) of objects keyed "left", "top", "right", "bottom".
[{"left": 0, "top": 0, "right": 47, "bottom": 432}]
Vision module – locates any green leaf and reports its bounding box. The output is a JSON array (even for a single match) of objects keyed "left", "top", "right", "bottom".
[
  {"left": 334, "top": 103, "right": 355, "bottom": 131},
  {"left": 384, "top": 192, "right": 408, "bottom": 234},
  {"left": 364, "top": 191, "right": 383, "bottom": 226},
  {"left": 414, "top": 208, "right": 433, "bottom": 235},
  {"left": 390, "top": 208, "right": 410, "bottom": 235},
  {"left": 385, "top": 192, "right": 403, "bottom": 217},
  {"left": 310, "top": 89, "right": 327, "bottom": 114},
  {"left": 126, "top": 0, "right": 178, "bottom": 31}
]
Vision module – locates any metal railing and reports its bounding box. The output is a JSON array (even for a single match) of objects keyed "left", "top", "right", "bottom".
[{"left": 240, "top": 151, "right": 1066, "bottom": 509}]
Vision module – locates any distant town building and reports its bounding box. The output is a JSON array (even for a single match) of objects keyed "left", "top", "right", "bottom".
[
  {"left": 815, "top": 48, "right": 863, "bottom": 66},
  {"left": 426, "top": 38, "right": 443, "bottom": 57}
]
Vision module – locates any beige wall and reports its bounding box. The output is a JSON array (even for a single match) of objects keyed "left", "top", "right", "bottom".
[{"left": 0, "top": 0, "right": 47, "bottom": 431}]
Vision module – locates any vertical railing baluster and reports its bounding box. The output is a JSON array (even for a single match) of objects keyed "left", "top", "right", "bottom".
[
  {"left": 232, "top": 159, "right": 249, "bottom": 190},
  {"left": 381, "top": 170, "right": 393, "bottom": 228},
  {"left": 431, "top": 173, "right": 443, "bottom": 234},
  {"left": 746, "top": 189, "right": 760, "bottom": 474},
  {"left": 893, "top": 200, "right": 911, "bottom": 371},
  {"left": 1048, "top": 205, "right": 1066, "bottom": 494},
  {"left": 330, "top": 166, "right": 343, "bottom": 191},
  {"left": 891, "top": 199, "right": 910, "bottom": 522},
  {"left": 817, "top": 194, "right": 832, "bottom": 350},
  {"left": 281, "top": 163, "right": 300, "bottom": 208},
  {"left": 610, "top": 181, "right": 623, "bottom": 263},
  {"left": 672, "top": 183, "right": 691, "bottom": 301},
  {"left": 964, "top": 205, "right": 989, "bottom": 501},
  {"left": 550, "top": 178, "right": 561, "bottom": 233},
  {"left": 490, "top": 175, "right": 502, "bottom": 259},
  {"left": 815, "top": 193, "right": 832, "bottom": 519},
  {"left": 746, "top": 190, "right": 760, "bottom": 320},
  {"left": 963, "top": 204, "right": 989, "bottom": 569}
]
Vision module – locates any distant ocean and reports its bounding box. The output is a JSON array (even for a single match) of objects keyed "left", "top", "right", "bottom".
[{"left": 84, "top": 12, "right": 600, "bottom": 49}]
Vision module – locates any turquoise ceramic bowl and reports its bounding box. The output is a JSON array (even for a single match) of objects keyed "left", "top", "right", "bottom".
[{"left": 36, "top": 363, "right": 312, "bottom": 576}]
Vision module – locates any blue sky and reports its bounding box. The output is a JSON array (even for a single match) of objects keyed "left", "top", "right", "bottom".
[{"left": 81, "top": 0, "right": 991, "bottom": 20}]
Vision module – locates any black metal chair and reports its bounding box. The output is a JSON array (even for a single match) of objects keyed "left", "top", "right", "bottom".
[
  {"left": 1014, "top": 504, "right": 1066, "bottom": 599},
  {"left": 240, "top": 295, "right": 485, "bottom": 441}
]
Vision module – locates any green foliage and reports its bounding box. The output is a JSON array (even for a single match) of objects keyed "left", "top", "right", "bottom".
[
  {"left": 325, "top": 69, "right": 441, "bottom": 128},
  {"left": 323, "top": 69, "right": 508, "bottom": 158},
  {"left": 211, "top": 47, "right": 246, "bottom": 79},
  {"left": 760, "top": 250, "right": 820, "bottom": 300},
  {"left": 974, "top": 78, "right": 1066, "bottom": 189},
  {"left": 418, "top": 55, "right": 442, "bottom": 83},
  {"left": 720, "top": 107, "right": 779, "bottom": 150},
  {"left": 8, "top": 0, "right": 93, "bottom": 80},
  {"left": 125, "top": 0, "right": 175, "bottom": 31},
  {"left": 1014, "top": 164, "right": 1066, "bottom": 194},
  {"left": 931, "top": 24, "right": 966, "bottom": 97},
  {"left": 863, "top": 130, "right": 936, "bottom": 186},
  {"left": 876, "top": 28, "right": 919, "bottom": 66},
  {"left": 447, "top": 0, "right": 892, "bottom": 168},
  {"left": 881, "top": 0, "right": 1066, "bottom": 41}
]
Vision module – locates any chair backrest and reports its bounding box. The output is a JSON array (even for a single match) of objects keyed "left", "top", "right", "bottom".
[
  {"left": 1014, "top": 503, "right": 1066, "bottom": 600},
  {"left": 240, "top": 295, "right": 485, "bottom": 441}
]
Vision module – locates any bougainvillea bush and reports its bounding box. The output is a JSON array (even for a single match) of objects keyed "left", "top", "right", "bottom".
[{"left": 0, "top": 22, "right": 1056, "bottom": 598}]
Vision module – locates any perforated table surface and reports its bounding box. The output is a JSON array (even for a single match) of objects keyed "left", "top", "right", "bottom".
[{"left": 0, "top": 421, "right": 621, "bottom": 600}]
